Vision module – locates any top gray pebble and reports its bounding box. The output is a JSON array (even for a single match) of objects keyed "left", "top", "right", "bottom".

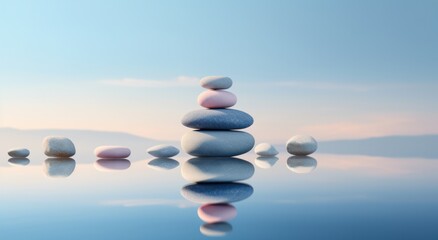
[{"left": 200, "top": 76, "right": 233, "bottom": 90}]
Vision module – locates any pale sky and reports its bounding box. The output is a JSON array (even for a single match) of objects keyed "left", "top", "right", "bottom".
[{"left": 1, "top": 0, "right": 437, "bottom": 142}]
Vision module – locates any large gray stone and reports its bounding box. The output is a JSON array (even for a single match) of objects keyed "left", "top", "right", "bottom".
[
  {"left": 147, "top": 144, "right": 180, "bottom": 158},
  {"left": 181, "top": 130, "right": 255, "bottom": 157},
  {"left": 200, "top": 76, "right": 233, "bottom": 90},
  {"left": 182, "top": 157, "right": 254, "bottom": 183},
  {"left": 286, "top": 135, "right": 318, "bottom": 156},
  {"left": 182, "top": 109, "right": 254, "bottom": 130},
  {"left": 8, "top": 148, "right": 30, "bottom": 158},
  {"left": 181, "top": 183, "right": 254, "bottom": 204},
  {"left": 43, "top": 136, "right": 76, "bottom": 157},
  {"left": 44, "top": 158, "right": 76, "bottom": 178}
]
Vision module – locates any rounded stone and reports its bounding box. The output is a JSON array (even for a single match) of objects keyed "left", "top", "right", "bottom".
[
  {"left": 254, "top": 143, "right": 279, "bottom": 156},
  {"left": 254, "top": 156, "right": 279, "bottom": 169},
  {"left": 182, "top": 109, "right": 254, "bottom": 130},
  {"left": 147, "top": 144, "right": 180, "bottom": 158},
  {"left": 198, "top": 203, "right": 237, "bottom": 223},
  {"left": 287, "top": 156, "right": 317, "bottom": 174},
  {"left": 148, "top": 158, "right": 180, "bottom": 171},
  {"left": 286, "top": 135, "right": 318, "bottom": 156},
  {"left": 94, "top": 146, "right": 131, "bottom": 159},
  {"left": 8, "top": 158, "right": 30, "bottom": 167},
  {"left": 94, "top": 159, "right": 131, "bottom": 172},
  {"left": 197, "top": 90, "right": 237, "bottom": 109},
  {"left": 8, "top": 148, "right": 30, "bottom": 158},
  {"left": 181, "top": 130, "right": 255, "bottom": 157},
  {"left": 43, "top": 136, "right": 76, "bottom": 157},
  {"left": 200, "top": 76, "right": 233, "bottom": 90},
  {"left": 200, "top": 222, "right": 233, "bottom": 237},
  {"left": 181, "top": 183, "right": 254, "bottom": 204},
  {"left": 44, "top": 158, "right": 76, "bottom": 178},
  {"left": 181, "top": 157, "right": 255, "bottom": 183}
]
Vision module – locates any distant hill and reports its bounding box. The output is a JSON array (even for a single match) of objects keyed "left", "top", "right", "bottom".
[{"left": 318, "top": 135, "right": 438, "bottom": 159}]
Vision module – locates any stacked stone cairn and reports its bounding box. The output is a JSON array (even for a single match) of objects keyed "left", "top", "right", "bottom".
[{"left": 180, "top": 76, "right": 255, "bottom": 236}]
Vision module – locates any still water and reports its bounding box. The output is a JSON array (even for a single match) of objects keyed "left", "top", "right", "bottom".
[{"left": 1, "top": 146, "right": 437, "bottom": 239}]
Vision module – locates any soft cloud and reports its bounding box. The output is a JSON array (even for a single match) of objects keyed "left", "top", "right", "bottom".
[
  {"left": 100, "top": 76, "right": 199, "bottom": 88},
  {"left": 101, "top": 198, "right": 196, "bottom": 208}
]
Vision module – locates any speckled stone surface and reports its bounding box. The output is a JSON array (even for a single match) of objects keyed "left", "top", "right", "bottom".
[
  {"left": 182, "top": 109, "right": 253, "bottom": 130},
  {"left": 181, "top": 130, "right": 255, "bottom": 157},
  {"left": 181, "top": 183, "right": 254, "bottom": 204}
]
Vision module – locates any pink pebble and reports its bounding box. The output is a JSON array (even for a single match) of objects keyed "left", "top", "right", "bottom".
[
  {"left": 197, "top": 90, "right": 237, "bottom": 109},
  {"left": 94, "top": 146, "right": 131, "bottom": 158},
  {"left": 197, "top": 203, "right": 237, "bottom": 223}
]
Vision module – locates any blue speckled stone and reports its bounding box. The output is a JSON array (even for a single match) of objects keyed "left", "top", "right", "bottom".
[
  {"left": 181, "top": 130, "right": 255, "bottom": 157},
  {"left": 181, "top": 109, "right": 254, "bottom": 130},
  {"left": 181, "top": 183, "right": 254, "bottom": 204}
]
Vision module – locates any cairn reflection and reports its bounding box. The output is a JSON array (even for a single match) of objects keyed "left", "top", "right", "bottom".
[
  {"left": 287, "top": 156, "right": 318, "bottom": 174},
  {"left": 147, "top": 158, "right": 179, "bottom": 171},
  {"left": 200, "top": 222, "right": 233, "bottom": 237},
  {"left": 8, "top": 157, "right": 30, "bottom": 167},
  {"left": 44, "top": 158, "right": 76, "bottom": 178},
  {"left": 94, "top": 159, "right": 131, "bottom": 172}
]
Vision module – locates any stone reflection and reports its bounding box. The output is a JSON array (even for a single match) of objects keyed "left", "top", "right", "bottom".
[
  {"left": 94, "top": 159, "right": 131, "bottom": 172},
  {"left": 44, "top": 158, "right": 76, "bottom": 178},
  {"left": 8, "top": 158, "right": 30, "bottom": 167},
  {"left": 147, "top": 158, "right": 179, "bottom": 171},
  {"left": 287, "top": 156, "right": 318, "bottom": 174},
  {"left": 254, "top": 156, "right": 279, "bottom": 169},
  {"left": 198, "top": 203, "right": 237, "bottom": 223},
  {"left": 200, "top": 222, "right": 233, "bottom": 237},
  {"left": 181, "top": 183, "right": 254, "bottom": 204}
]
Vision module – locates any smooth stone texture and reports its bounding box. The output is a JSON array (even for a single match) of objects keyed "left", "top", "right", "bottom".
[
  {"left": 198, "top": 204, "right": 237, "bottom": 223},
  {"left": 200, "top": 222, "right": 233, "bottom": 237},
  {"left": 182, "top": 109, "right": 254, "bottom": 130},
  {"left": 94, "top": 159, "right": 131, "bottom": 172},
  {"left": 43, "top": 136, "right": 76, "bottom": 157},
  {"left": 181, "top": 130, "right": 255, "bottom": 157},
  {"left": 181, "top": 183, "right": 254, "bottom": 204},
  {"left": 44, "top": 158, "right": 76, "bottom": 178},
  {"left": 254, "top": 143, "right": 279, "bottom": 156},
  {"left": 197, "top": 90, "right": 237, "bottom": 109},
  {"left": 148, "top": 158, "right": 180, "bottom": 171},
  {"left": 254, "top": 156, "right": 279, "bottom": 169},
  {"left": 287, "top": 156, "right": 318, "bottom": 174},
  {"left": 94, "top": 146, "right": 131, "bottom": 159},
  {"left": 286, "top": 135, "right": 318, "bottom": 156},
  {"left": 181, "top": 157, "right": 255, "bottom": 183},
  {"left": 8, "top": 158, "right": 30, "bottom": 167},
  {"left": 147, "top": 144, "right": 180, "bottom": 158},
  {"left": 8, "top": 148, "right": 30, "bottom": 158},
  {"left": 200, "top": 76, "right": 233, "bottom": 90}
]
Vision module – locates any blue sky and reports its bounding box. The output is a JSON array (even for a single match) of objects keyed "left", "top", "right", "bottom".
[{"left": 1, "top": 0, "right": 437, "bottom": 142}]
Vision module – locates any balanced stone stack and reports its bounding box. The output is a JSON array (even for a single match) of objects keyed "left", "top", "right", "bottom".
[{"left": 181, "top": 76, "right": 255, "bottom": 183}]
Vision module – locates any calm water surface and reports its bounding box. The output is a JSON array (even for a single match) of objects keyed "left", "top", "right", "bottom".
[{"left": 1, "top": 143, "right": 437, "bottom": 239}]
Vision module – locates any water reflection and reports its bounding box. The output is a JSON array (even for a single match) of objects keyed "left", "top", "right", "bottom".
[
  {"left": 181, "top": 157, "right": 254, "bottom": 183},
  {"left": 200, "top": 222, "right": 233, "bottom": 237},
  {"left": 287, "top": 156, "right": 318, "bottom": 174},
  {"left": 198, "top": 203, "right": 237, "bottom": 223},
  {"left": 181, "top": 183, "right": 254, "bottom": 204},
  {"left": 44, "top": 158, "right": 76, "bottom": 178},
  {"left": 147, "top": 158, "right": 180, "bottom": 171},
  {"left": 8, "top": 157, "right": 30, "bottom": 167},
  {"left": 94, "top": 159, "right": 131, "bottom": 172},
  {"left": 254, "top": 156, "right": 279, "bottom": 169}
]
